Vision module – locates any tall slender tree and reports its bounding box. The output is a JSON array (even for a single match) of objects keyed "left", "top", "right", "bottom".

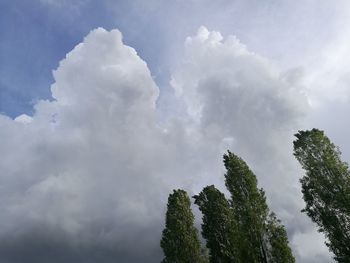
[
  {"left": 224, "top": 151, "right": 269, "bottom": 263},
  {"left": 160, "top": 189, "right": 206, "bottom": 263},
  {"left": 266, "top": 212, "right": 295, "bottom": 263},
  {"left": 223, "top": 150, "right": 295, "bottom": 263},
  {"left": 294, "top": 128, "right": 350, "bottom": 261},
  {"left": 193, "top": 185, "right": 240, "bottom": 263}
]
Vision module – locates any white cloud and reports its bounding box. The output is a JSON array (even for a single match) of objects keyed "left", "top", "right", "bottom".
[
  {"left": 0, "top": 27, "right": 333, "bottom": 262},
  {"left": 14, "top": 114, "right": 32, "bottom": 124},
  {"left": 0, "top": 28, "right": 165, "bottom": 262},
  {"left": 170, "top": 26, "right": 330, "bottom": 262}
]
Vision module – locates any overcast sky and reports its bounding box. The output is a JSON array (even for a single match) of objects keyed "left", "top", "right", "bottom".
[{"left": 1, "top": 0, "right": 350, "bottom": 262}]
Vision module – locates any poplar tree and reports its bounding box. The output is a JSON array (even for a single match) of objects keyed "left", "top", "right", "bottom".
[
  {"left": 294, "top": 128, "right": 350, "bottom": 262},
  {"left": 266, "top": 212, "right": 295, "bottom": 263},
  {"left": 223, "top": 151, "right": 295, "bottom": 263},
  {"left": 160, "top": 189, "right": 206, "bottom": 263},
  {"left": 193, "top": 185, "right": 240, "bottom": 263},
  {"left": 224, "top": 151, "right": 269, "bottom": 263}
]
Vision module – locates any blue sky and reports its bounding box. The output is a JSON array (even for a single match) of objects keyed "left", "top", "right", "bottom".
[{"left": 1, "top": 1, "right": 350, "bottom": 262}]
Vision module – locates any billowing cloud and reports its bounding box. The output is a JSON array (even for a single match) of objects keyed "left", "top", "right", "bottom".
[
  {"left": 0, "top": 27, "right": 333, "bottom": 262},
  {"left": 171, "top": 27, "right": 331, "bottom": 262},
  {"left": 0, "top": 28, "right": 165, "bottom": 263},
  {"left": 171, "top": 27, "right": 308, "bottom": 212}
]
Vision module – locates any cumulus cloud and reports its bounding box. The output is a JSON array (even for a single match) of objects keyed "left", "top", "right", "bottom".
[
  {"left": 0, "top": 27, "right": 332, "bottom": 262},
  {"left": 0, "top": 28, "right": 166, "bottom": 263},
  {"left": 171, "top": 27, "right": 332, "bottom": 262},
  {"left": 171, "top": 26, "right": 307, "bottom": 205}
]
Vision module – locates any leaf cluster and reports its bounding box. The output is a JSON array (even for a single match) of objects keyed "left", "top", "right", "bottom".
[
  {"left": 161, "top": 190, "right": 207, "bottom": 263},
  {"left": 294, "top": 129, "right": 350, "bottom": 262}
]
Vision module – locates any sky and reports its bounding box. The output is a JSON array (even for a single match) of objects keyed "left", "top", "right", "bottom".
[{"left": 1, "top": 0, "right": 350, "bottom": 262}]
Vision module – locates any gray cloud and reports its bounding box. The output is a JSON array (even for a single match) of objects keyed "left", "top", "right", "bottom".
[
  {"left": 171, "top": 27, "right": 331, "bottom": 262},
  {"left": 0, "top": 28, "right": 166, "bottom": 262},
  {"left": 0, "top": 27, "right": 334, "bottom": 262}
]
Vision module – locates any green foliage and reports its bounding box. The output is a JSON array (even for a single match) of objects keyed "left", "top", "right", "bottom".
[
  {"left": 223, "top": 150, "right": 295, "bottom": 263},
  {"left": 193, "top": 185, "right": 240, "bottom": 263},
  {"left": 266, "top": 212, "right": 295, "bottom": 263},
  {"left": 161, "top": 151, "right": 295, "bottom": 263},
  {"left": 224, "top": 151, "right": 269, "bottom": 263},
  {"left": 294, "top": 128, "right": 350, "bottom": 262},
  {"left": 160, "top": 189, "right": 207, "bottom": 263}
]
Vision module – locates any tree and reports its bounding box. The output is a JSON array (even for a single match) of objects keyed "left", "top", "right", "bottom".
[
  {"left": 294, "top": 128, "right": 350, "bottom": 262},
  {"left": 193, "top": 185, "right": 240, "bottom": 263},
  {"left": 224, "top": 151, "right": 269, "bottom": 263},
  {"left": 223, "top": 150, "right": 295, "bottom": 263},
  {"left": 160, "top": 189, "right": 206, "bottom": 263},
  {"left": 266, "top": 212, "right": 295, "bottom": 263}
]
